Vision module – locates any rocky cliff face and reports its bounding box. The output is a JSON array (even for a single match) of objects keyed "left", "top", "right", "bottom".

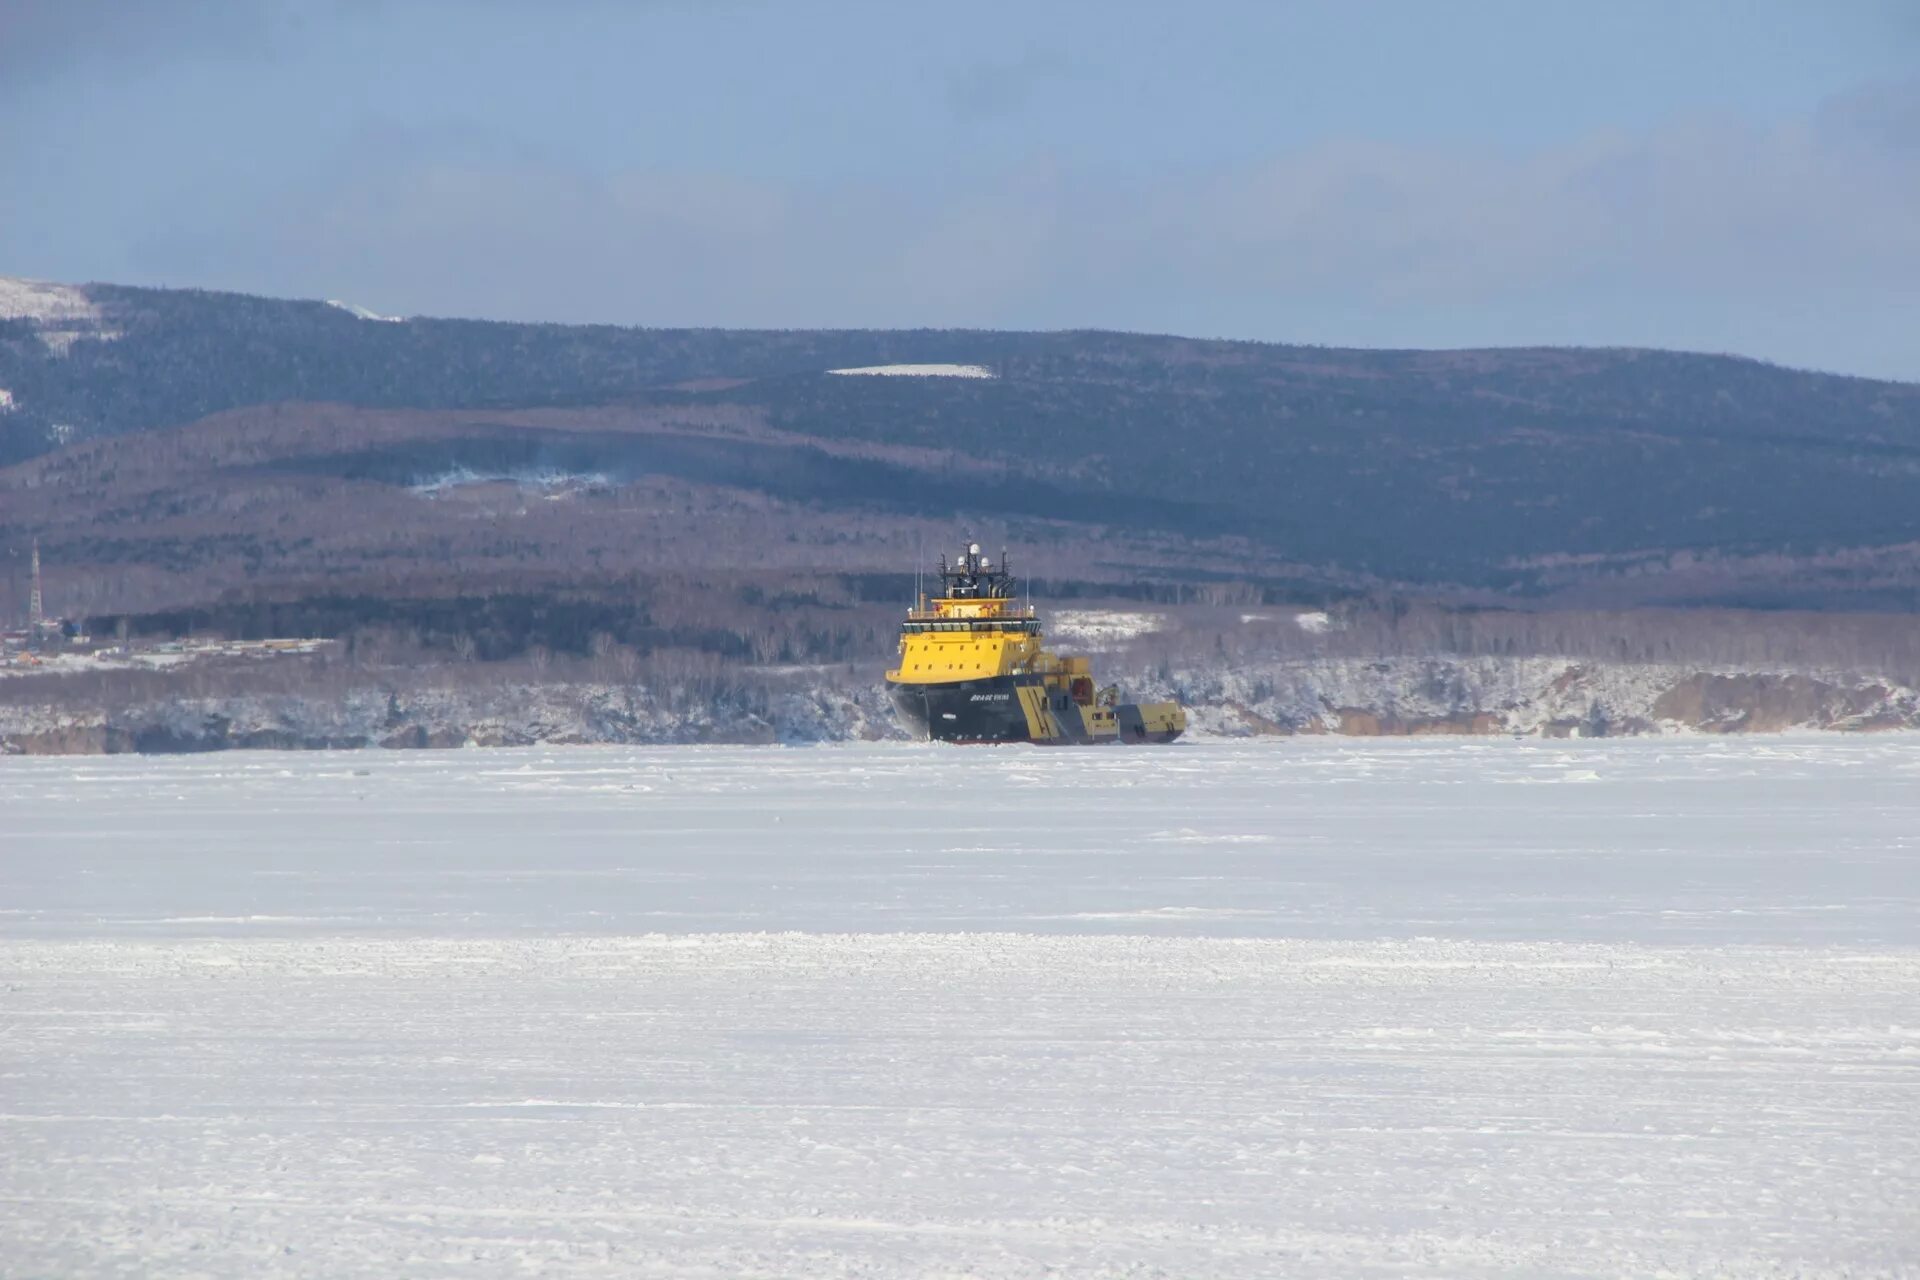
[
  {"left": 1149, "top": 657, "right": 1920, "bottom": 739},
  {"left": 0, "top": 683, "right": 898, "bottom": 755},
  {"left": 4, "top": 657, "right": 1917, "bottom": 755}
]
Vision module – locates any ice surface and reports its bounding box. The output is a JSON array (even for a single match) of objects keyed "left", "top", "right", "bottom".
[
  {"left": 6, "top": 738, "right": 1916, "bottom": 943},
  {"left": 3, "top": 740, "right": 1917, "bottom": 1276}
]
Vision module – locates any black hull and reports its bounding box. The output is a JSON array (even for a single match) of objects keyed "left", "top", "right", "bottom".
[
  {"left": 886, "top": 675, "right": 1035, "bottom": 744},
  {"left": 885, "top": 675, "right": 1182, "bottom": 745}
]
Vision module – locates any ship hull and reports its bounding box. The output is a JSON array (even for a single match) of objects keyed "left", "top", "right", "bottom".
[
  {"left": 885, "top": 675, "right": 1183, "bottom": 745},
  {"left": 886, "top": 675, "right": 1037, "bottom": 744}
]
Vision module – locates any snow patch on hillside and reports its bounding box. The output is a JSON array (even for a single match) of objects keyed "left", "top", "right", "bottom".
[
  {"left": 410, "top": 467, "right": 611, "bottom": 498},
  {"left": 1240, "top": 610, "right": 1336, "bottom": 632},
  {"left": 0, "top": 276, "right": 118, "bottom": 353},
  {"left": 827, "top": 363, "right": 994, "bottom": 378},
  {"left": 0, "top": 388, "right": 13, "bottom": 413},
  {"left": 1049, "top": 609, "right": 1167, "bottom": 649},
  {"left": 326, "top": 298, "right": 403, "bottom": 322}
]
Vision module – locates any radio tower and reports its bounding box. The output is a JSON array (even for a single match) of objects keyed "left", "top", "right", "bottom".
[{"left": 28, "top": 538, "right": 43, "bottom": 633}]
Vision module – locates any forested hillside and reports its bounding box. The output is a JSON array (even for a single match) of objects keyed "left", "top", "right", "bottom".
[{"left": 4, "top": 276, "right": 1920, "bottom": 639}]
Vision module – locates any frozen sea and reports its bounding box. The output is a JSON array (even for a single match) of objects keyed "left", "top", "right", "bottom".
[{"left": 3, "top": 738, "right": 1917, "bottom": 1277}]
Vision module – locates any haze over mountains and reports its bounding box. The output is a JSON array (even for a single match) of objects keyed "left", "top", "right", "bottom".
[{"left": 4, "top": 275, "right": 1920, "bottom": 639}]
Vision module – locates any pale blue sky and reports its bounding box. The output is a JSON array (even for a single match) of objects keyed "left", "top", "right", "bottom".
[{"left": 4, "top": 0, "right": 1917, "bottom": 377}]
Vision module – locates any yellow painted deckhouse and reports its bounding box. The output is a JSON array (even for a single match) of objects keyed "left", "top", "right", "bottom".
[{"left": 884, "top": 542, "right": 1186, "bottom": 745}]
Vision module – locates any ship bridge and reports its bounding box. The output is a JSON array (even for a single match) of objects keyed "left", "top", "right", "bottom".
[{"left": 889, "top": 544, "right": 1041, "bottom": 684}]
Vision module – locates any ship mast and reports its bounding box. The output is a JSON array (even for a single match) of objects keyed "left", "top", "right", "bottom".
[{"left": 936, "top": 541, "right": 1015, "bottom": 601}]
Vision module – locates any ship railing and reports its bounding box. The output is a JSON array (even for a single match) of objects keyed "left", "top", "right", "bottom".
[{"left": 900, "top": 619, "right": 1040, "bottom": 635}]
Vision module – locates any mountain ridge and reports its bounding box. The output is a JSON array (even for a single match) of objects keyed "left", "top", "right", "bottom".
[{"left": 4, "top": 275, "right": 1920, "bottom": 626}]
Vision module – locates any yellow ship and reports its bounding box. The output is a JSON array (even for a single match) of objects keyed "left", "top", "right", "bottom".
[{"left": 885, "top": 542, "right": 1186, "bottom": 744}]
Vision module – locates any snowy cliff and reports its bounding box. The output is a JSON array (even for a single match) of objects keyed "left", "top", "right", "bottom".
[
  {"left": 4, "top": 656, "right": 1918, "bottom": 754},
  {"left": 1148, "top": 657, "right": 1920, "bottom": 738},
  {"left": 0, "top": 681, "right": 897, "bottom": 755}
]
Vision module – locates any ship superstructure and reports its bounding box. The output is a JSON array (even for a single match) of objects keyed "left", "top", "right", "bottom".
[{"left": 884, "top": 543, "right": 1185, "bottom": 744}]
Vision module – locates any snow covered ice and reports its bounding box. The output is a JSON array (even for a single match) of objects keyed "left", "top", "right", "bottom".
[{"left": 3, "top": 739, "right": 1917, "bottom": 1277}]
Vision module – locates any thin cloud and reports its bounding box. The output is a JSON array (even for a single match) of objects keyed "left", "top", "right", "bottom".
[{"left": 121, "top": 78, "right": 1920, "bottom": 378}]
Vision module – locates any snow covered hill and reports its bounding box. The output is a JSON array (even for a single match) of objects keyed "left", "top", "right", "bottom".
[
  {"left": 0, "top": 276, "right": 119, "bottom": 353},
  {"left": 7, "top": 274, "right": 1920, "bottom": 607}
]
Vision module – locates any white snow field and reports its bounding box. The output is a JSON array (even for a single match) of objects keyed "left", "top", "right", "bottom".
[{"left": 3, "top": 739, "right": 1917, "bottom": 1278}]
